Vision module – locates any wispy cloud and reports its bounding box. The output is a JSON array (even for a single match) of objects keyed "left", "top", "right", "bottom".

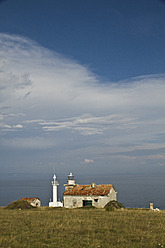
[
  {"left": 39, "top": 114, "right": 137, "bottom": 135},
  {"left": 0, "top": 33, "right": 165, "bottom": 173}
]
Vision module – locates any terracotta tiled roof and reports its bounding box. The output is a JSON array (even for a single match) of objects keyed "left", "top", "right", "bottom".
[
  {"left": 63, "top": 184, "right": 114, "bottom": 196},
  {"left": 21, "top": 197, "right": 40, "bottom": 202}
]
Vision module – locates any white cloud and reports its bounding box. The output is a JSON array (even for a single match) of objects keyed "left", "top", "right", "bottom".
[
  {"left": 0, "top": 123, "right": 12, "bottom": 129},
  {"left": 82, "top": 159, "right": 94, "bottom": 164},
  {"left": 0, "top": 33, "right": 165, "bottom": 170},
  {"left": 1, "top": 33, "right": 165, "bottom": 120},
  {"left": 13, "top": 124, "right": 23, "bottom": 129},
  {"left": 0, "top": 122, "right": 23, "bottom": 131}
]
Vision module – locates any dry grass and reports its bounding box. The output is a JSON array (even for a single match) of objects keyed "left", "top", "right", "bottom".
[{"left": 0, "top": 207, "right": 165, "bottom": 248}]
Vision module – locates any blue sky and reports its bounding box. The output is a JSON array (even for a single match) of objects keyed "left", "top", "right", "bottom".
[
  {"left": 1, "top": 0, "right": 165, "bottom": 81},
  {"left": 0, "top": 0, "right": 165, "bottom": 177}
]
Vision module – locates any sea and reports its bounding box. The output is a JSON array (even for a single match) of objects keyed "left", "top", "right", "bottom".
[{"left": 0, "top": 173, "right": 165, "bottom": 209}]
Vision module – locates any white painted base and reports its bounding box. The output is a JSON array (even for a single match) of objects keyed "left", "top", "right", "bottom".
[{"left": 49, "top": 201, "right": 63, "bottom": 207}]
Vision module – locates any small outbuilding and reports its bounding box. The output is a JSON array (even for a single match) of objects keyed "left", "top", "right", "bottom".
[
  {"left": 63, "top": 173, "right": 117, "bottom": 208},
  {"left": 21, "top": 197, "right": 41, "bottom": 207}
]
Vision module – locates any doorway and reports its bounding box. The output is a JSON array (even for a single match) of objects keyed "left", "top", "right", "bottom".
[{"left": 83, "top": 200, "right": 92, "bottom": 207}]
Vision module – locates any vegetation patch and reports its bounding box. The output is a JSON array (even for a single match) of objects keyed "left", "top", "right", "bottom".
[
  {"left": 5, "top": 200, "right": 36, "bottom": 210},
  {"left": 0, "top": 207, "right": 165, "bottom": 248},
  {"left": 104, "top": 200, "right": 125, "bottom": 211}
]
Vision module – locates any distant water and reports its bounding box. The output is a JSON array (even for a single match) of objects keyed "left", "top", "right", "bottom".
[{"left": 0, "top": 174, "right": 165, "bottom": 209}]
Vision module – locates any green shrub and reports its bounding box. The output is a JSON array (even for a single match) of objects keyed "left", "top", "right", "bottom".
[
  {"left": 5, "top": 200, "right": 35, "bottom": 210},
  {"left": 104, "top": 200, "right": 125, "bottom": 211},
  {"left": 105, "top": 206, "right": 115, "bottom": 211}
]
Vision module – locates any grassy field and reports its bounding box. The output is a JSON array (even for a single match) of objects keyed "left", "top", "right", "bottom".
[{"left": 0, "top": 207, "right": 165, "bottom": 248}]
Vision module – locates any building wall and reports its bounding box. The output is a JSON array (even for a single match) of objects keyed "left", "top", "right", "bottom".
[
  {"left": 30, "top": 199, "right": 41, "bottom": 207},
  {"left": 63, "top": 187, "right": 117, "bottom": 208},
  {"left": 49, "top": 201, "right": 63, "bottom": 207}
]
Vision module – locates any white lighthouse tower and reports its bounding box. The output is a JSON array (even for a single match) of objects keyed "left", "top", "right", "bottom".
[{"left": 49, "top": 174, "right": 63, "bottom": 207}]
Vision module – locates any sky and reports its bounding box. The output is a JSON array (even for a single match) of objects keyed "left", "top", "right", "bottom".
[{"left": 0, "top": 0, "right": 165, "bottom": 178}]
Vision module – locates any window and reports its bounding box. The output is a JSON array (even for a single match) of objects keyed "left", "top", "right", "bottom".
[{"left": 83, "top": 200, "right": 92, "bottom": 207}]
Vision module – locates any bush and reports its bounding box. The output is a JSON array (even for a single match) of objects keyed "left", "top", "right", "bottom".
[
  {"left": 6, "top": 200, "right": 36, "bottom": 210},
  {"left": 104, "top": 200, "right": 125, "bottom": 211}
]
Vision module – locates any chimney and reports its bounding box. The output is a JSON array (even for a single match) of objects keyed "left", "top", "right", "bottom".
[
  {"left": 150, "top": 203, "right": 153, "bottom": 210},
  {"left": 91, "top": 182, "right": 96, "bottom": 188}
]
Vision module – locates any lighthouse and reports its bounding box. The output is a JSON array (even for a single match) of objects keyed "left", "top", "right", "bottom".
[
  {"left": 64, "top": 172, "right": 76, "bottom": 190},
  {"left": 49, "top": 174, "right": 63, "bottom": 207}
]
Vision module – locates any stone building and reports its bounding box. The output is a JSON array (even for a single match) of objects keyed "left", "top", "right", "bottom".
[
  {"left": 21, "top": 197, "right": 41, "bottom": 207},
  {"left": 63, "top": 173, "right": 117, "bottom": 208}
]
